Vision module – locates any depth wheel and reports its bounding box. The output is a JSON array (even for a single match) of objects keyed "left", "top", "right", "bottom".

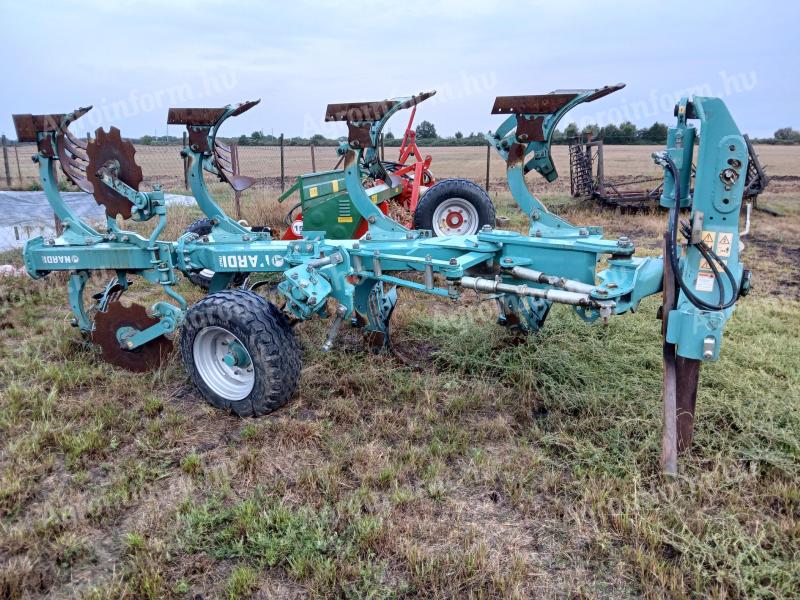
[
  {"left": 183, "top": 218, "right": 247, "bottom": 291},
  {"left": 180, "top": 289, "right": 301, "bottom": 416},
  {"left": 413, "top": 178, "right": 495, "bottom": 236}
]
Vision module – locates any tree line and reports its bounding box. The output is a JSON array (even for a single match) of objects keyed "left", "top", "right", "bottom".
[{"left": 134, "top": 122, "right": 800, "bottom": 147}]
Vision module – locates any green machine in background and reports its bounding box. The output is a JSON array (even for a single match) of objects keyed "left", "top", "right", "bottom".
[
  {"left": 15, "top": 83, "right": 751, "bottom": 473},
  {"left": 277, "top": 91, "right": 495, "bottom": 241}
]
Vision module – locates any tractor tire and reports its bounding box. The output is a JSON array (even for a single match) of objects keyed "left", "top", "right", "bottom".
[
  {"left": 180, "top": 289, "right": 301, "bottom": 417},
  {"left": 413, "top": 178, "right": 495, "bottom": 236},
  {"left": 183, "top": 218, "right": 247, "bottom": 290}
]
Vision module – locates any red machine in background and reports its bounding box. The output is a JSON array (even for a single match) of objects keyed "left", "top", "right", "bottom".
[{"left": 280, "top": 93, "right": 494, "bottom": 240}]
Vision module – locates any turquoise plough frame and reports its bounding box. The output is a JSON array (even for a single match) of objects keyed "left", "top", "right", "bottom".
[{"left": 16, "top": 83, "right": 750, "bottom": 472}]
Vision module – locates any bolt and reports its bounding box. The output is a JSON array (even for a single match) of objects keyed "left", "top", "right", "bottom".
[
  {"left": 291, "top": 273, "right": 299, "bottom": 279},
  {"left": 579, "top": 228, "right": 589, "bottom": 237},
  {"left": 368, "top": 216, "right": 376, "bottom": 224},
  {"left": 481, "top": 224, "right": 492, "bottom": 232},
  {"left": 365, "top": 233, "right": 372, "bottom": 240},
  {"left": 352, "top": 241, "right": 360, "bottom": 249},
  {"left": 503, "top": 257, "right": 513, "bottom": 264},
  {"left": 308, "top": 296, "right": 317, "bottom": 304},
  {"left": 449, "top": 258, "right": 458, "bottom": 266},
  {"left": 305, "top": 244, "right": 313, "bottom": 252},
  {"left": 126, "top": 341, "right": 134, "bottom": 349},
  {"left": 242, "top": 234, "right": 250, "bottom": 241},
  {"left": 233, "top": 369, "right": 241, "bottom": 376}
]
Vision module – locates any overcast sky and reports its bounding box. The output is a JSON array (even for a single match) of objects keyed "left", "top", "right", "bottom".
[{"left": 1, "top": 0, "right": 796, "bottom": 140}]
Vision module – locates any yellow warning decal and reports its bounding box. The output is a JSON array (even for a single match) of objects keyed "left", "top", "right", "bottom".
[
  {"left": 701, "top": 230, "right": 716, "bottom": 249},
  {"left": 716, "top": 233, "right": 732, "bottom": 257},
  {"left": 370, "top": 194, "right": 378, "bottom": 204},
  {"left": 699, "top": 257, "right": 727, "bottom": 272},
  {"left": 309, "top": 186, "right": 318, "bottom": 198},
  {"left": 332, "top": 180, "right": 339, "bottom": 193},
  {"left": 337, "top": 216, "right": 353, "bottom": 223}
]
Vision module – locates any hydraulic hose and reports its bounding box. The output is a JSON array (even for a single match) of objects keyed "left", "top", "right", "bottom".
[{"left": 662, "top": 155, "right": 740, "bottom": 311}]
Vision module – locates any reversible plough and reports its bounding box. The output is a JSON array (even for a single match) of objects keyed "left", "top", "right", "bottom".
[{"left": 13, "top": 84, "right": 751, "bottom": 472}]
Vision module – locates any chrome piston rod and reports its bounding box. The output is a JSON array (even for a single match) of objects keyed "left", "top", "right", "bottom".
[
  {"left": 508, "top": 266, "right": 596, "bottom": 294},
  {"left": 459, "top": 275, "right": 615, "bottom": 310}
]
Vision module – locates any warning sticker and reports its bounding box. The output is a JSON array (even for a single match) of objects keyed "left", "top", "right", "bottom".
[
  {"left": 701, "top": 230, "right": 717, "bottom": 249},
  {"left": 716, "top": 233, "right": 733, "bottom": 257},
  {"left": 699, "top": 257, "right": 727, "bottom": 272},
  {"left": 696, "top": 272, "right": 716, "bottom": 292}
]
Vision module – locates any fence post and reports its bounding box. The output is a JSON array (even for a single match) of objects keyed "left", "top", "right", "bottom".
[
  {"left": 485, "top": 141, "right": 490, "bottom": 191},
  {"left": 2, "top": 135, "right": 11, "bottom": 188},
  {"left": 14, "top": 143, "right": 23, "bottom": 185},
  {"left": 310, "top": 144, "right": 316, "bottom": 172},
  {"left": 380, "top": 134, "right": 385, "bottom": 161},
  {"left": 230, "top": 143, "right": 241, "bottom": 220},
  {"left": 182, "top": 131, "right": 188, "bottom": 190},
  {"left": 279, "top": 134, "right": 285, "bottom": 192}
]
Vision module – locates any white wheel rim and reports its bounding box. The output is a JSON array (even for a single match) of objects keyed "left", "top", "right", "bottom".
[
  {"left": 431, "top": 198, "right": 480, "bottom": 236},
  {"left": 193, "top": 326, "right": 255, "bottom": 401}
]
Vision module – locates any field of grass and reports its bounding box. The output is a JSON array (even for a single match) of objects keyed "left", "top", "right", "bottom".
[{"left": 0, "top": 147, "right": 798, "bottom": 598}]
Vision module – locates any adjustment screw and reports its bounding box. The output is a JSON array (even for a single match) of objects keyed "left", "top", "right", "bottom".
[{"left": 449, "top": 258, "right": 458, "bottom": 265}]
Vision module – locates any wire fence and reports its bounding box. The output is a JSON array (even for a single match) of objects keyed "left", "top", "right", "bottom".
[{"left": 0, "top": 136, "right": 502, "bottom": 199}]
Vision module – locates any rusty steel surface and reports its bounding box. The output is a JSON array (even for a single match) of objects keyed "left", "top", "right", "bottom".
[
  {"left": 85, "top": 127, "right": 143, "bottom": 219},
  {"left": 491, "top": 93, "right": 578, "bottom": 115},
  {"left": 230, "top": 99, "right": 260, "bottom": 117},
  {"left": 583, "top": 83, "right": 626, "bottom": 103},
  {"left": 57, "top": 132, "right": 94, "bottom": 193},
  {"left": 167, "top": 107, "right": 227, "bottom": 126},
  {"left": 394, "top": 91, "right": 436, "bottom": 112},
  {"left": 675, "top": 356, "right": 700, "bottom": 451},
  {"left": 326, "top": 92, "right": 435, "bottom": 122},
  {"left": 12, "top": 113, "right": 64, "bottom": 141},
  {"left": 515, "top": 115, "right": 546, "bottom": 142},
  {"left": 326, "top": 101, "right": 395, "bottom": 122},
  {"left": 93, "top": 301, "right": 173, "bottom": 372},
  {"left": 347, "top": 122, "right": 374, "bottom": 147}
]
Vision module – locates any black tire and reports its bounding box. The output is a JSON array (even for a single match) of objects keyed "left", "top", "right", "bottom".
[
  {"left": 180, "top": 289, "right": 301, "bottom": 417},
  {"left": 412, "top": 178, "right": 495, "bottom": 236},
  {"left": 183, "top": 218, "right": 247, "bottom": 290}
]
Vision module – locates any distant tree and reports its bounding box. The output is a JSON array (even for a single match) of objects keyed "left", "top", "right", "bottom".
[
  {"left": 563, "top": 122, "right": 579, "bottom": 139},
  {"left": 251, "top": 130, "right": 263, "bottom": 141},
  {"left": 139, "top": 135, "right": 154, "bottom": 145},
  {"left": 310, "top": 133, "right": 326, "bottom": 145},
  {"left": 454, "top": 131, "right": 463, "bottom": 140},
  {"left": 551, "top": 128, "right": 564, "bottom": 142},
  {"left": 237, "top": 134, "right": 249, "bottom": 146},
  {"left": 581, "top": 124, "right": 600, "bottom": 138},
  {"left": 774, "top": 127, "right": 800, "bottom": 142},
  {"left": 641, "top": 122, "right": 669, "bottom": 143},
  {"left": 619, "top": 121, "right": 637, "bottom": 141},
  {"left": 600, "top": 123, "right": 621, "bottom": 143},
  {"left": 415, "top": 120, "right": 438, "bottom": 139},
  {"left": 384, "top": 131, "right": 395, "bottom": 141}
]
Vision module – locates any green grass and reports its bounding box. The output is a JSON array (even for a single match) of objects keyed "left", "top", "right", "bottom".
[{"left": 0, "top": 198, "right": 798, "bottom": 598}]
